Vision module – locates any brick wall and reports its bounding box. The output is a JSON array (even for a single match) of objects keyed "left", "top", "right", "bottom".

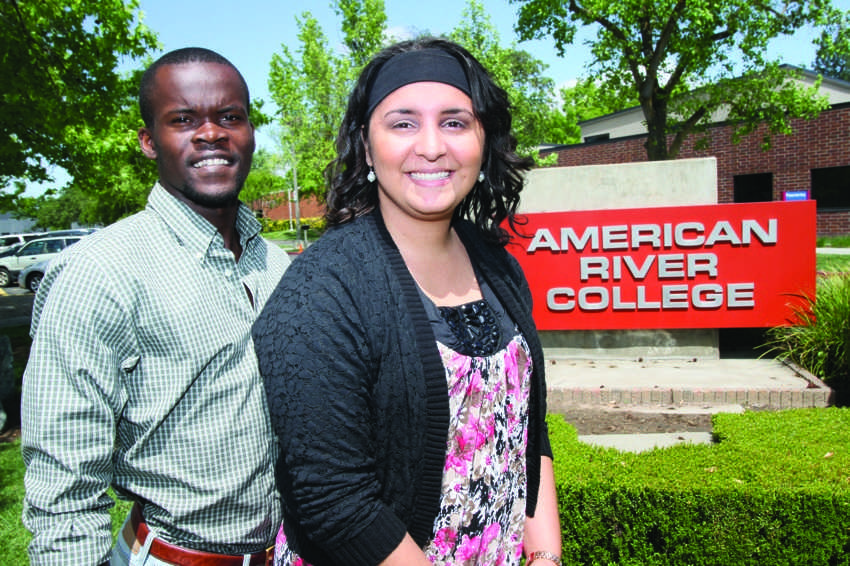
[
  {"left": 253, "top": 193, "right": 324, "bottom": 221},
  {"left": 546, "top": 103, "right": 850, "bottom": 236}
]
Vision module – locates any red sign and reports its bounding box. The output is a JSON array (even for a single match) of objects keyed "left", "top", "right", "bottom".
[{"left": 507, "top": 201, "right": 816, "bottom": 330}]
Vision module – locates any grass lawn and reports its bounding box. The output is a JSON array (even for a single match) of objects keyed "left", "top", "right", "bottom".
[
  {"left": 0, "top": 440, "right": 28, "bottom": 562},
  {"left": 0, "top": 325, "right": 129, "bottom": 565},
  {"left": 0, "top": 440, "right": 131, "bottom": 564}
]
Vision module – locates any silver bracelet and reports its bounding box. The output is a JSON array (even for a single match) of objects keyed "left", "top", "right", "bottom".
[{"left": 527, "top": 550, "right": 562, "bottom": 566}]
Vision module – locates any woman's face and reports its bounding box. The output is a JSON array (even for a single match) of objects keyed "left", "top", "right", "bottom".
[{"left": 365, "top": 81, "right": 485, "bottom": 225}]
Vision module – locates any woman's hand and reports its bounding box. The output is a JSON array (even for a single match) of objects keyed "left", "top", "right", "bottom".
[{"left": 523, "top": 456, "right": 562, "bottom": 565}]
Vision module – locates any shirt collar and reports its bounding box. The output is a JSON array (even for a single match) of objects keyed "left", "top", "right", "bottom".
[{"left": 147, "top": 183, "right": 262, "bottom": 259}]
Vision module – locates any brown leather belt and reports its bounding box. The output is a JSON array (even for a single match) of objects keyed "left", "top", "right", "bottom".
[{"left": 122, "top": 504, "right": 273, "bottom": 566}]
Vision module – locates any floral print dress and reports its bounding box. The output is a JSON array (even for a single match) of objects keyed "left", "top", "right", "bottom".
[
  {"left": 424, "top": 331, "right": 531, "bottom": 565},
  {"left": 274, "top": 281, "right": 531, "bottom": 566}
]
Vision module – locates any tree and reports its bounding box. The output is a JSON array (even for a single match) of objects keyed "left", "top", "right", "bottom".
[
  {"left": 267, "top": 1, "right": 386, "bottom": 203},
  {"left": 10, "top": 65, "right": 158, "bottom": 229},
  {"left": 268, "top": 15, "right": 349, "bottom": 201},
  {"left": 513, "top": 0, "right": 837, "bottom": 160},
  {"left": 450, "top": 0, "right": 574, "bottom": 154},
  {"left": 814, "top": 10, "right": 850, "bottom": 81},
  {"left": 1, "top": 0, "right": 158, "bottom": 187},
  {"left": 555, "top": 77, "right": 636, "bottom": 143},
  {"left": 241, "top": 148, "right": 289, "bottom": 212},
  {"left": 335, "top": 0, "right": 388, "bottom": 67}
]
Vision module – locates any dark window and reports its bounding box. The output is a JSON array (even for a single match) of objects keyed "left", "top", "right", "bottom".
[
  {"left": 733, "top": 173, "right": 773, "bottom": 203},
  {"left": 811, "top": 165, "right": 850, "bottom": 210},
  {"left": 583, "top": 133, "right": 610, "bottom": 143},
  {"left": 21, "top": 241, "right": 46, "bottom": 255}
]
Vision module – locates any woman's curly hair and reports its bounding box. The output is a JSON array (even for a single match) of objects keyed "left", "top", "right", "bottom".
[{"left": 324, "top": 37, "right": 533, "bottom": 245}]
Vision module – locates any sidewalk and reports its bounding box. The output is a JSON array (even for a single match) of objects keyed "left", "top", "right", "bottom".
[
  {"left": 545, "top": 356, "right": 832, "bottom": 453},
  {"left": 545, "top": 356, "right": 829, "bottom": 411}
]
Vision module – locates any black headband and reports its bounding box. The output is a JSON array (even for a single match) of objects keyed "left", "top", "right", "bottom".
[{"left": 366, "top": 49, "right": 472, "bottom": 118}]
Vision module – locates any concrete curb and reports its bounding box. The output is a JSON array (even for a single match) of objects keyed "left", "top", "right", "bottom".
[
  {"left": 545, "top": 358, "right": 832, "bottom": 412},
  {"left": 548, "top": 386, "right": 831, "bottom": 412}
]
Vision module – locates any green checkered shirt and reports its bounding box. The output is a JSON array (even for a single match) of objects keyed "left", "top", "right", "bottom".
[{"left": 22, "top": 184, "right": 290, "bottom": 565}]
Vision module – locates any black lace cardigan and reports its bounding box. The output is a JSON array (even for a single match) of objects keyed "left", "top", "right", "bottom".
[{"left": 253, "top": 210, "right": 551, "bottom": 566}]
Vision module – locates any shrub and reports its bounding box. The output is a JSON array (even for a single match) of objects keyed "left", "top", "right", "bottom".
[
  {"left": 259, "top": 216, "right": 327, "bottom": 236},
  {"left": 763, "top": 274, "right": 850, "bottom": 401},
  {"left": 817, "top": 235, "right": 850, "bottom": 248},
  {"left": 549, "top": 409, "right": 850, "bottom": 565}
]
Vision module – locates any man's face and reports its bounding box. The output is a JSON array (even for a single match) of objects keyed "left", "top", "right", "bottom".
[{"left": 138, "top": 62, "right": 255, "bottom": 212}]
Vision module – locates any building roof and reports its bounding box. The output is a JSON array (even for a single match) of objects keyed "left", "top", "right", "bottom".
[{"left": 576, "top": 66, "right": 850, "bottom": 142}]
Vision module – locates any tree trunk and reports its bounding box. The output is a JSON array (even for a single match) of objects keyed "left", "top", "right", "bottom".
[{"left": 644, "top": 94, "right": 671, "bottom": 161}]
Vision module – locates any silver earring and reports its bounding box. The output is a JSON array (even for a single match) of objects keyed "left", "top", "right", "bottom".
[
  {"left": 367, "top": 168, "right": 376, "bottom": 183},
  {"left": 478, "top": 171, "right": 485, "bottom": 183}
]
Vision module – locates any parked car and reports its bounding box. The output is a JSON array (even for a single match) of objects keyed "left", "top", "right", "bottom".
[
  {"left": 42, "top": 228, "right": 98, "bottom": 238},
  {"left": 0, "top": 243, "right": 23, "bottom": 258},
  {"left": 18, "top": 259, "right": 49, "bottom": 293},
  {"left": 0, "top": 232, "right": 47, "bottom": 254},
  {"left": 0, "top": 236, "right": 81, "bottom": 287}
]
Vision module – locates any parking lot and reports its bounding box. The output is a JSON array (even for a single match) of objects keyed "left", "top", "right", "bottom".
[
  {"left": 1, "top": 286, "right": 31, "bottom": 296},
  {"left": 0, "top": 288, "right": 34, "bottom": 328}
]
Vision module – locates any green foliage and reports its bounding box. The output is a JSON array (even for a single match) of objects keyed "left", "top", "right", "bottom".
[
  {"left": 0, "top": 0, "right": 158, "bottom": 186},
  {"left": 260, "top": 216, "right": 327, "bottom": 235},
  {"left": 763, "top": 274, "right": 850, "bottom": 391},
  {"left": 335, "top": 0, "right": 388, "bottom": 67},
  {"left": 241, "top": 148, "right": 289, "bottom": 210},
  {"left": 558, "top": 78, "right": 635, "bottom": 143},
  {"left": 818, "top": 234, "right": 850, "bottom": 248},
  {"left": 818, "top": 254, "right": 850, "bottom": 274},
  {"left": 815, "top": 9, "right": 850, "bottom": 81},
  {"left": 548, "top": 409, "right": 850, "bottom": 565},
  {"left": 267, "top": 11, "right": 356, "bottom": 201},
  {"left": 512, "top": 0, "right": 837, "bottom": 160},
  {"left": 13, "top": 93, "right": 157, "bottom": 229},
  {"left": 449, "top": 1, "right": 575, "bottom": 156}
]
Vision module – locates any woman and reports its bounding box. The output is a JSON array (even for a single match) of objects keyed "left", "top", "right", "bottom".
[{"left": 253, "top": 37, "right": 561, "bottom": 566}]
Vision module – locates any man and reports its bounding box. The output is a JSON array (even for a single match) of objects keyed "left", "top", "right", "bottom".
[{"left": 21, "top": 48, "right": 290, "bottom": 566}]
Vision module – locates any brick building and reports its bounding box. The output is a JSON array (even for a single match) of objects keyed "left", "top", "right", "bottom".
[
  {"left": 253, "top": 193, "right": 324, "bottom": 223},
  {"left": 542, "top": 69, "right": 850, "bottom": 236}
]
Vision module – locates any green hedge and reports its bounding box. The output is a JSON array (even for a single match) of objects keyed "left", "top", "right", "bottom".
[
  {"left": 549, "top": 409, "right": 850, "bottom": 565},
  {"left": 259, "top": 215, "right": 327, "bottom": 234}
]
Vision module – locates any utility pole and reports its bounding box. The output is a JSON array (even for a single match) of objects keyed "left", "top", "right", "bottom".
[{"left": 291, "top": 159, "right": 301, "bottom": 247}]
